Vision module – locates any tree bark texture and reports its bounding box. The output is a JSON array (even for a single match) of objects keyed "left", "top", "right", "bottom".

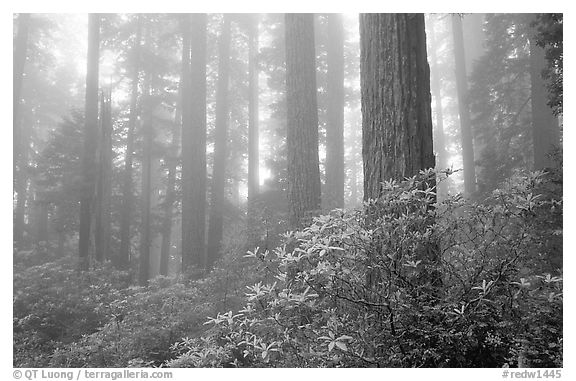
[
  {"left": 360, "top": 13, "right": 435, "bottom": 201},
  {"left": 325, "top": 13, "right": 345, "bottom": 209},
  {"left": 207, "top": 15, "right": 232, "bottom": 270},
  {"left": 451, "top": 14, "right": 477, "bottom": 196},
  {"left": 182, "top": 14, "right": 208, "bottom": 273},
  {"left": 285, "top": 13, "right": 321, "bottom": 227},
  {"left": 78, "top": 14, "right": 100, "bottom": 270},
  {"left": 119, "top": 15, "right": 141, "bottom": 269}
]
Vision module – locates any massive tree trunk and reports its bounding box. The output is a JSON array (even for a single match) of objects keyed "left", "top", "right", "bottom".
[
  {"left": 118, "top": 15, "right": 142, "bottom": 269},
  {"left": 360, "top": 14, "right": 435, "bottom": 200},
  {"left": 360, "top": 13, "right": 437, "bottom": 290},
  {"left": 206, "top": 15, "right": 231, "bottom": 270},
  {"left": 13, "top": 13, "right": 31, "bottom": 248},
  {"left": 182, "top": 14, "right": 208, "bottom": 274},
  {"left": 285, "top": 13, "right": 321, "bottom": 228},
  {"left": 529, "top": 16, "right": 560, "bottom": 170},
  {"left": 451, "top": 14, "right": 477, "bottom": 196},
  {"left": 324, "top": 13, "right": 345, "bottom": 210},
  {"left": 160, "top": 90, "right": 181, "bottom": 276},
  {"left": 78, "top": 14, "right": 101, "bottom": 271},
  {"left": 427, "top": 16, "right": 449, "bottom": 196}
]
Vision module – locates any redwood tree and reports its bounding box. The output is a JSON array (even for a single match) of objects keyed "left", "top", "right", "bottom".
[
  {"left": 324, "top": 13, "right": 345, "bottom": 209},
  {"left": 206, "top": 15, "right": 231, "bottom": 270},
  {"left": 118, "top": 15, "right": 142, "bottom": 269},
  {"left": 360, "top": 13, "right": 435, "bottom": 200},
  {"left": 285, "top": 13, "right": 321, "bottom": 228},
  {"left": 78, "top": 14, "right": 101, "bottom": 270},
  {"left": 452, "top": 14, "right": 477, "bottom": 196},
  {"left": 181, "top": 13, "right": 207, "bottom": 273},
  {"left": 13, "top": 13, "right": 31, "bottom": 247}
]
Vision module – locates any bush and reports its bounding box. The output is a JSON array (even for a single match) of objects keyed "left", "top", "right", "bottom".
[{"left": 171, "top": 169, "right": 562, "bottom": 367}]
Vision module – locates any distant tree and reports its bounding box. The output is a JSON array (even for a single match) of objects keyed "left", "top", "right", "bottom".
[
  {"left": 119, "top": 15, "right": 142, "bottom": 269},
  {"left": 324, "top": 14, "right": 345, "bottom": 209},
  {"left": 426, "top": 15, "right": 449, "bottom": 197},
  {"left": 285, "top": 13, "right": 321, "bottom": 228},
  {"left": 139, "top": 81, "right": 153, "bottom": 286},
  {"left": 181, "top": 13, "right": 208, "bottom": 274},
  {"left": 159, "top": 90, "right": 180, "bottom": 277},
  {"left": 13, "top": 13, "right": 31, "bottom": 248},
  {"left": 78, "top": 14, "right": 101, "bottom": 270},
  {"left": 451, "top": 14, "right": 477, "bottom": 196},
  {"left": 360, "top": 13, "right": 435, "bottom": 200},
  {"left": 206, "top": 15, "right": 232, "bottom": 270},
  {"left": 247, "top": 14, "right": 260, "bottom": 210},
  {"left": 94, "top": 89, "right": 113, "bottom": 262},
  {"left": 528, "top": 14, "right": 560, "bottom": 170}
]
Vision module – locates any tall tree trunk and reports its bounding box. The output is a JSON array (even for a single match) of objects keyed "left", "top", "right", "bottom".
[
  {"left": 324, "top": 13, "right": 345, "bottom": 210},
  {"left": 427, "top": 16, "right": 449, "bottom": 197},
  {"left": 139, "top": 79, "right": 153, "bottom": 286},
  {"left": 13, "top": 13, "right": 31, "bottom": 248},
  {"left": 360, "top": 13, "right": 435, "bottom": 200},
  {"left": 247, "top": 14, "right": 260, "bottom": 245},
  {"left": 182, "top": 14, "right": 208, "bottom": 274},
  {"left": 78, "top": 14, "right": 101, "bottom": 271},
  {"left": 285, "top": 13, "right": 321, "bottom": 228},
  {"left": 462, "top": 13, "right": 485, "bottom": 75},
  {"left": 529, "top": 16, "right": 560, "bottom": 170},
  {"left": 247, "top": 15, "right": 260, "bottom": 206},
  {"left": 206, "top": 15, "right": 231, "bottom": 270},
  {"left": 451, "top": 14, "right": 477, "bottom": 196},
  {"left": 160, "top": 91, "right": 181, "bottom": 276},
  {"left": 95, "top": 88, "right": 113, "bottom": 262},
  {"left": 118, "top": 15, "right": 141, "bottom": 269},
  {"left": 360, "top": 13, "right": 437, "bottom": 290}
]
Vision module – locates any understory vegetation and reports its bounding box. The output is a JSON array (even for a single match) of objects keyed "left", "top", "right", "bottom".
[{"left": 14, "top": 169, "right": 562, "bottom": 368}]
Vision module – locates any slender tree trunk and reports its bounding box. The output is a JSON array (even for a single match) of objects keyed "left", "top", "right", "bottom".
[
  {"left": 247, "top": 14, "right": 260, "bottom": 206},
  {"left": 182, "top": 14, "right": 208, "bottom": 274},
  {"left": 529, "top": 16, "right": 560, "bottom": 170},
  {"left": 78, "top": 14, "right": 101, "bottom": 271},
  {"left": 285, "top": 14, "right": 321, "bottom": 228},
  {"left": 247, "top": 14, "right": 260, "bottom": 245},
  {"left": 160, "top": 91, "right": 181, "bottom": 276},
  {"left": 325, "top": 13, "right": 345, "bottom": 209},
  {"left": 118, "top": 15, "right": 141, "bottom": 269},
  {"left": 95, "top": 88, "right": 112, "bottom": 262},
  {"left": 451, "top": 14, "right": 477, "bottom": 196},
  {"left": 206, "top": 15, "right": 231, "bottom": 270},
  {"left": 360, "top": 13, "right": 435, "bottom": 200},
  {"left": 13, "top": 13, "right": 31, "bottom": 248},
  {"left": 139, "top": 79, "right": 153, "bottom": 286},
  {"left": 427, "top": 16, "right": 449, "bottom": 197}
]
